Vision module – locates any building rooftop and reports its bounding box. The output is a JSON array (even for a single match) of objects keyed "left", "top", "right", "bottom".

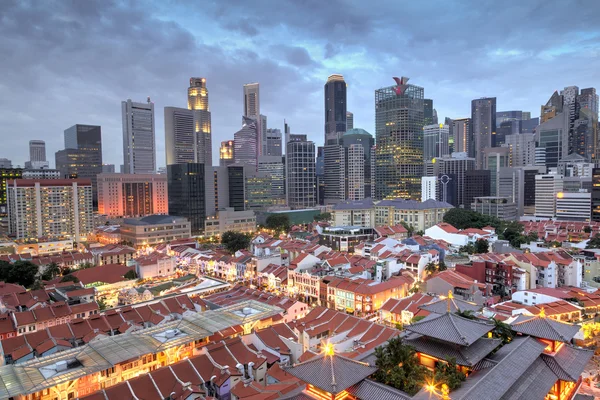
[
  {"left": 509, "top": 314, "right": 581, "bottom": 342},
  {"left": 376, "top": 198, "right": 453, "bottom": 210},
  {"left": 405, "top": 312, "right": 494, "bottom": 346},
  {"left": 332, "top": 198, "right": 375, "bottom": 210},
  {"left": 123, "top": 215, "right": 188, "bottom": 226}
]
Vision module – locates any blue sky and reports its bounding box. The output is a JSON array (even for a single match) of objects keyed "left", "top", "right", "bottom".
[{"left": 1, "top": 0, "right": 599, "bottom": 167}]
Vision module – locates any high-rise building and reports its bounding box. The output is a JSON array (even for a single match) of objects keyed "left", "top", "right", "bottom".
[
  {"left": 219, "top": 140, "right": 235, "bottom": 167},
  {"left": 265, "top": 128, "right": 282, "bottom": 156},
  {"left": 286, "top": 140, "right": 316, "bottom": 209},
  {"left": 227, "top": 165, "right": 246, "bottom": 212},
  {"left": 464, "top": 170, "right": 491, "bottom": 211},
  {"left": 29, "top": 140, "right": 46, "bottom": 162},
  {"left": 498, "top": 166, "right": 545, "bottom": 216},
  {"left": 0, "top": 159, "right": 11, "bottom": 168},
  {"left": 424, "top": 99, "right": 438, "bottom": 125},
  {"left": 316, "top": 146, "right": 325, "bottom": 205},
  {"left": 375, "top": 76, "right": 424, "bottom": 200},
  {"left": 343, "top": 129, "right": 375, "bottom": 201},
  {"left": 555, "top": 191, "right": 591, "bottom": 222},
  {"left": 432, "top": 152, "right": 475, "bottom": 208},
  {"left": 324, "top": 74, "right": 347, "bottom": 145},
  {"left": 537, "top": 112, "right": 566, "bottom": 168},
  {"left": 97, "top": 173, "right": 168, "bottom": 218},
  {"left": 452, "top": 118, "right": 472, "bottom": 156},
  {"left": 0, "top": 168, "right": 22, "bottom": 219},
  {"left": 234, "top": 117, "right": 259, "bottom": 166},
  {"left": 167, "top": 163, "right": 205, "bottom": 234},
  {"left": 7, "top": 179, "right": 93, "bottom": 242},
  {"left": 122, "top": 98, "right": 156, "bottom": 174},
  {"left": 245, "top": 169, "right": 272, "bottom": 210},
  {"left": 592, "top": 168, "right": 600, "bottom": 222},
  {"left": 56, "top": 124, "right": 102, "bottom": 206},
  {"left": 423, "top": 123, "right": 451, "bottom": 161},
  {"left": 471, "top": 97, "right": 496, "bottom": 168},
  {"left": 284, "top": 120, "right": 291, "bottom": 154},
  {"left": 535, "top": 173, "right": 564, "bottom": 219},
  {"left": 258, "top": 156, "right": 285, "bottom": 202},
  {"left": 471, "top": 196, "right": 517, "bottom": 221},
  {"left": 346, "top": 112, "right": 354, "bottom": 130},
  {"left": 483, "top": 147, "right": 510, "bottom": 196},
  {"left": 504, "top": 133, "right": 536, "bottom": 167},
  {"left": 323, "top": 144, "right": 345, "bottom": 204},
  {"left": 421, "top": 176, "right": 437, "bottom": 202},
  {"left": 243, "top": 83, "right": 260, "bottom": 119},
  {"left": 165, "top": 78, "right": 212, "bottom": 166},
  {"left": 102, "top": 164, "right": 115, "bottom": 173}
]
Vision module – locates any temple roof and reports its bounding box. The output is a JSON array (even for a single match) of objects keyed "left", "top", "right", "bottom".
[
  {"left": 283, "top": 353, "right": 377, "bottom": 395},
  {"left": 405, "top": 312, "right": 494, "bottom": 346},
  {"left": 419, "top": 296, "right": 481, "bottom": 315},
  {"left": 509, "top": 314, "right": 581, "bottom": 342},
  {"left": 405, "top": 334, "right": 501, "bottom": 367}
]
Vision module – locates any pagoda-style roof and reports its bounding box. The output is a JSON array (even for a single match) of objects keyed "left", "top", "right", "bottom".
[
  {"left": 405, "top": 312, "right": 494, "bottom": 346},
  {"left": 541, "top": 344, "right": 594, "bottom": 381},
  {"left": 283, "top": 353, "right": 377, "bottom": 395},
  {"left": 405, "top": 333, "right": 501, "bottom": 366},
  {"left": 509, "top": 314, "right": 581, "bottom": 342},
  {"left": 346, "top": 379, "right": 412, "bottom": 400},
  {"left": 419, "top": 296, "right": 481, "bottom": 315}
]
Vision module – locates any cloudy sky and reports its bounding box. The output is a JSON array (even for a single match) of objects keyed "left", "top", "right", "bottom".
[{"left": 1, "top": 0, "right": 599, "bottom": 168}]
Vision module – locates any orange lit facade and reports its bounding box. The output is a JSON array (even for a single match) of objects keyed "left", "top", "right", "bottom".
[{"left": 97, "top": 173, "right": 168, "bottom": 218}]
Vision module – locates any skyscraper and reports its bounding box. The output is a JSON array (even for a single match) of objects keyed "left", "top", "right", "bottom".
[
  {"left": 243, "top": 83, "right": 260, "bottom": 119},
  {"left": 97, "top": 173, "right": 168, "bottom": 218},
  {"left": 286, "top": 140, "right": 316, "bottom": 209},
  {"left": 504, "top": 133, "right": 536, "bottom": 167},
  {"left": 29, "top": 140, "right": 46, "bottom": 162},
  {"left": 432, "top": 153, "right": 476, "bottom": 208},
  {"left": 346, "top": 112, "right": 354, "bottom": 130},
  {"left": 424, "top": 99, "right": 437, "bottom": 125},
  {"left": 375, "top": 76, "right": 424, "bottom": 200},
  {"left": 592, "top": 168, "right": 600, "bottom": 222},
  {"left": 265, "top": 128, "right": 282, "bottom": 156},
  {"left": 324, "top": 74, "right": 347, "bottom": 145},
  {"left": 122, "top": 98, "right": 156, "bottom": 174},
  {"left": 452, "top": 118, "right": 472, "bottom": 156},
  {"left": 55, "top": 124, "right": 102, "bottom": 206},
  {"left": 164, "top": 78, "right": 212, "bottom": 166},
  {"left": 219, "top": 140, "right": 235, "bottom": 167},
  {"left": 423, "top": 123, "right": 450, "bottom": 161},
  {"left": 167, "top": 163, "right": 205, "bottom": 234},
  {"left": 472, "top": 97, "right": 496, "bottom": 169},
  {"left": 234, "top": 117, "right": 259, "bottom": 166}
]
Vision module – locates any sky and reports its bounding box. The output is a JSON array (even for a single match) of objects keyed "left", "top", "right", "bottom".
[{"left": 1, "top": 0, "right": 599, "bottom": 168}]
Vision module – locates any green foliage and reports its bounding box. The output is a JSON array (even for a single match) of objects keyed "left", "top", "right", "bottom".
[
  {"left": 31, "top": 280, "right": 44, "bottom": 290},
  {"left": 492, "top": 318, "right": 514, "bottom": 344},
  {"left": 458, "top": 243, "right": 476, "bottom": 255},
  {"left": 60, "top": 274, "right": 80, "bottom": 283},
  {"left": 433, "top": 358, "right": 466, "bottom": 390},
  {"left": 411, "top": 315, "right": 426, "bottom": 324},
  {"left": 41, "top": 262, "right": 61, "bottom": 281},
  {"left": 221, "top": 231, "right": 251, "bottom": 254},
  {"left": 425, "top": 262, "right": 437, "bottom": 275},
  {"left": 313, "top": 212, "right": 332, "bottom": 222},
  {"left": 584, "top": 226, "right": 592, "bottom": 234},
  {"left": 124, "top": 270, "right": 138, "bottom": 280},
  {"left": 79, "top": 262, "right": 95, "bottom": 269},
  {"left": 373, "top": 337, "right": 429, "bottom": 396},
  {"left": 120, "top": 240, "right": 134, "bottom": 247},
  {"left": 586, "top": 234, "right": 600, "bottom": 249},
  {"left": 395, "top": 322, "right": 403, "bottom": 330},
  {"left": 443, "top": 208, "right": 498, "bottom": 230},
  {"left": 409, "top": 286, "right": 419, "bottom": 294},
  {"left": 438, "top": 260, "right": 447, "bottom": 272},
  {"left": 7, "top": 261, "right": 39, "bottom": 288},
  {"left": 97, "top": 298, "right": 107, "bottom": 311},
  {"left": 61, "top": 266, "right": 72, "bottom": 276},
  {"left": 455, "top": 310, "right": 476, "bottom": 320},
  {"left": 266, "top": 214, "right": 290, "bottom": 234},
  {"left": 475, "top": 239, "right": 489, "bottom": 254},
  {"left": 400, "top": 221, "right": 415, "bottom": 237}
]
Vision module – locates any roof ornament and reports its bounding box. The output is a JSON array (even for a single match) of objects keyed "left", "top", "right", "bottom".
[{"left": 539, "top": 307, "right": 546, "bottom": 318}]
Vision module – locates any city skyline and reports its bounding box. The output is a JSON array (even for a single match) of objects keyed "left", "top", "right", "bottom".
[{"left": 1, "top": 1, "right": 599, "bottom": 167}]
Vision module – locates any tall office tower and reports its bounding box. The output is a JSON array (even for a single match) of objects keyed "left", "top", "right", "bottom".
[
  {"left": 316, "top": 146, "right": 325, "bottom": 205},
  {"left": 464, "top": 170, "right": 491, "bottom": 210},
  {"left": 234, "top": 117, "right": 259, "bottom": 166},
  {"left": 97, "top": 173, "right": 168, "bottom": 218},
  {"left": 219, "top": 140, "right": 235, "bottom": 167},
  {"left": 284, "top": 120, "right": 291, "bottom": 153},
  {"left": 505, "top": 133, "right": 536, "bottom": 167},
  {"left": 122, "top": 98, "right": 156, "bottom": 174},
  {"left": 227, "top": 165, "right": 245, "bottom": 211},
  {"left": 7, "top": 179, "right": 93, "bottom": 242},
  {"left": 496, "top": 110, "right": 524, "bottom": 125},
  {"left": 29, "top": 140, "right": 46, "bottom": 162},
  {"left": 452, "top": 118, "right": 472, "bottom": 156},
  {"left": 265, "top": 128, "right": 282, "bottom": 156},
  {"left": 495, "top": 120, "right": 519, "bottom": 147},
  {"left": 286, "top": 140, "right": 316, "bottom": 209},
  {"left": 421, "top": 176, "right": 437, "bottom": 202},
  {"left": 323, "top": 144, "right": 345, "bottom": 204},
  {"left": 346, "top": 112, "right": 354, "bottom": 130},
  {"left": 562, "top": 86, "right": 579, "bottom": 153},
  {"left": 0, "top": 159, "right": 11, "bottom": 168},
  {"left": 0, "top": 168, "right": 22, "bottom": 224},
  {"left": 259, "top": 114, "right": 268, "bottom": 156},
  {"left": 165, "top": 78, "right": 212, "bottom": 166},
  {"left": 56, "top": 124, "right": 102, "bottom": 206},
  {"left": 424, "top": 99, "right": 437, "bottom": 125},
  {"left": 102, "top": 164, "right": 115, "bottom": 173},
  {"left": 165, "top": 107, "right": 195, "bottom": 164},
  {"left": 423, "top": 123, "right": 451, "bottom": 161},
  {"left": 243, "top": 83, "right": 260, "bottom": 119},
  {"left": 471, "top": 97, "right": 496, "bottom": 168},
  {"left": 592, "top": 168, "right": 600, "bottom": 221},
  {"left": 499, "top": 166, "right": 546, "bottom": 216},
  {"left": 483, "top": 147, "right": 510, "bottom": 196},
  {"left": 375, "top": 76, "right": 424, "bottom": 200},
  {"left": 578, "top": 87, "right": 599, "bottom": 160},
  {"left": 167, "top": 163, "right": 205, "bottom": 234},
  {"left": 343, "top": 129, "right": 375, "bottom": 201},
  {"left": 245, "top": 169, "right": 273, "bottom": 210},
  {"left": 188, "top": 78, "right": 212, "bottom": 166},
  {"left": 541, "top": 91, "right": 564, "bottom": 123},
  {"left": 258, "top": 156, "right": 285, "bottom": 202},
  {"left": 324, "top": 74, "right": 347, "bottom": 145},
  {"left": 534, "top": 173, "right": 564, "bottom": 219},
  {"left": 537, "top": 112, "right": 566, "bottom": 168},
  {"left": 433, "top": 153, "right": 476, "bottom": 208},
  {"left": 445, "top": 117, "right": 455, "bottom": 154}
]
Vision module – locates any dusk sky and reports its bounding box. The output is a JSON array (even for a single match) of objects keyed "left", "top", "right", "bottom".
[{"left": 1, "top": 0, "right": 599, "bottom": 167}]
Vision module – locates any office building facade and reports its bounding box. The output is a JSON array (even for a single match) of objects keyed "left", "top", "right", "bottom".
[
  {"left": 346, "top": 112, "right": 354, "bottom": 130},
  {"left": 234, "top": 117, "right": 259, "bottom": 166},
  {"left": 423, "top": 123, "right": 450, "bottom": 161},
  {"left": 452, "top": 118, "right": 472, "bottom": 156},
  {"left": 535, "top": 173, "right": 564, "bottom": 219},
  {"left": 375, "top": 77, "right": 424, "bottom": 200},
  {"left": 258, "top": 156, "right": 285, "bottom": 202},
  {"left": 464, "top": 170, "right": 491, "bottom": 211},
  {"left": 97, "top": 173, "right": 168, "bottom": 218},
  {"left": 265, "top": 128, "right": 282, "bottom": 156},
  {"left": 471, "top": 197, "right": 517, "bottom": 221},
  {"left": 286, "top": 140, "right": 316, "bottom": 209},
  {"left": 7, "top": 179, "right": 93, "bottom": 242},
  {"left": 432, "top": 153, "right": 475, "bottom": 208},
  {"left": 122, "top": 98, "right": 156, "bottom": 174},
  {"left": 592, "top": 168, "right": 600, "bottom": 222},
  {"left": 324, "top": 74, "right": 347, "bottom": 145},
  {"left": 472, "top": 97, "right": 496, "bottom": 169},
  {"left": 167, "top": 163, "right": 205, "bottom": 234},
  {"left": 219, "top": 140, "right": 235, "bottom": 167},
  {"left": 29, "top": 140, "right": 46, "bottom": 162},
  {"left": 483, "top": 147, "right": 510, "bottom": 196},
  {"left": 505, "top": 133, "right": 536, "bottom": 167}
]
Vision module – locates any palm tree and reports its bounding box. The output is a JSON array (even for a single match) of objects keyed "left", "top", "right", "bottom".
[
  {"left": 425, "top": 262, "right": 437, "bottom": 275},
  {"left": 492, "top": 318, "right": 514, "bottom": 344},
  {"left": 374, "top": 337, "right": 429, "bottom": 396},
  {"left": 455, "top": 310, "right": 476, "bottom": 320}
]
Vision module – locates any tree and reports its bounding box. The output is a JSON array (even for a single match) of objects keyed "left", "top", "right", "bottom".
[
  {"left": 78, "top": 262, "right": 95, "bottom": 270},
  {"left": 41, "top": 262, "right": 60, "bottom": 281},
  {"left": 400, "top": 221, "right": 415, "bottom": 237},
  {"left": 313, "top": 212, "right": 331, "bottom": 222},
  {"left": 411, "top": 315, "right": 426, "bottom": 324},
  {"left": 124, "top": 270, "right": 138, "bottom": 280},
  {"left": 455, "top": 310, "right": 476, "bottom": 320},
  {"left": 61, "top": 266, "right": 72, "bottom": 276},
  {"left": 438, "top": 260, "right": 447, "bottom": 272},
  {"left": 443, "top": 208, "right": 500, "bottom": 230},
  {"left": 60, "top": 274, "right": 80, "bottom": 283},
  {"left": 31, "top": 280, "right": 44, "bottom": 290},
  {"left": 459, "top": 243, "right": 476, "bottom": 255},
  {"left": 425, "top": 262, "right": 437, "bottom": 275},
  {"left": 587, "top": 234, "right": 600, "bottom": 249},
  {"left": 266, "top": 214, "right": 290, "bottom": 234},
  {"left": 221, "top": 231, "right": 251, "bottom": 254},
  {"left": 8, "top": 261, "right": 39, "bottom": 288},
  {"left": 373, "top": 337, "right": 429, "bottom": 396},
  {"left": 584, "top": 226, "right": 592, "bottom": 234},
  {"left": 475, "top": 239, "right": 489, "bottom": 254},
  {"left": 97, "top": 298, "right": 107, "bottom": 311},
  {"left": 434, "top": 357, "right": 466, "bottom": 390},
  {"left": 492, "top": 318, "right": 514, "bottom": 344}
]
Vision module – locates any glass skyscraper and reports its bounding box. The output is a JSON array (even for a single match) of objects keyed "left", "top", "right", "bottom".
[
  {"left": 324, "top": 74, "right": 347, "bottom": 145},
  {"left": 375, "top": 77, "right": 424, "bottom": 200}
]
